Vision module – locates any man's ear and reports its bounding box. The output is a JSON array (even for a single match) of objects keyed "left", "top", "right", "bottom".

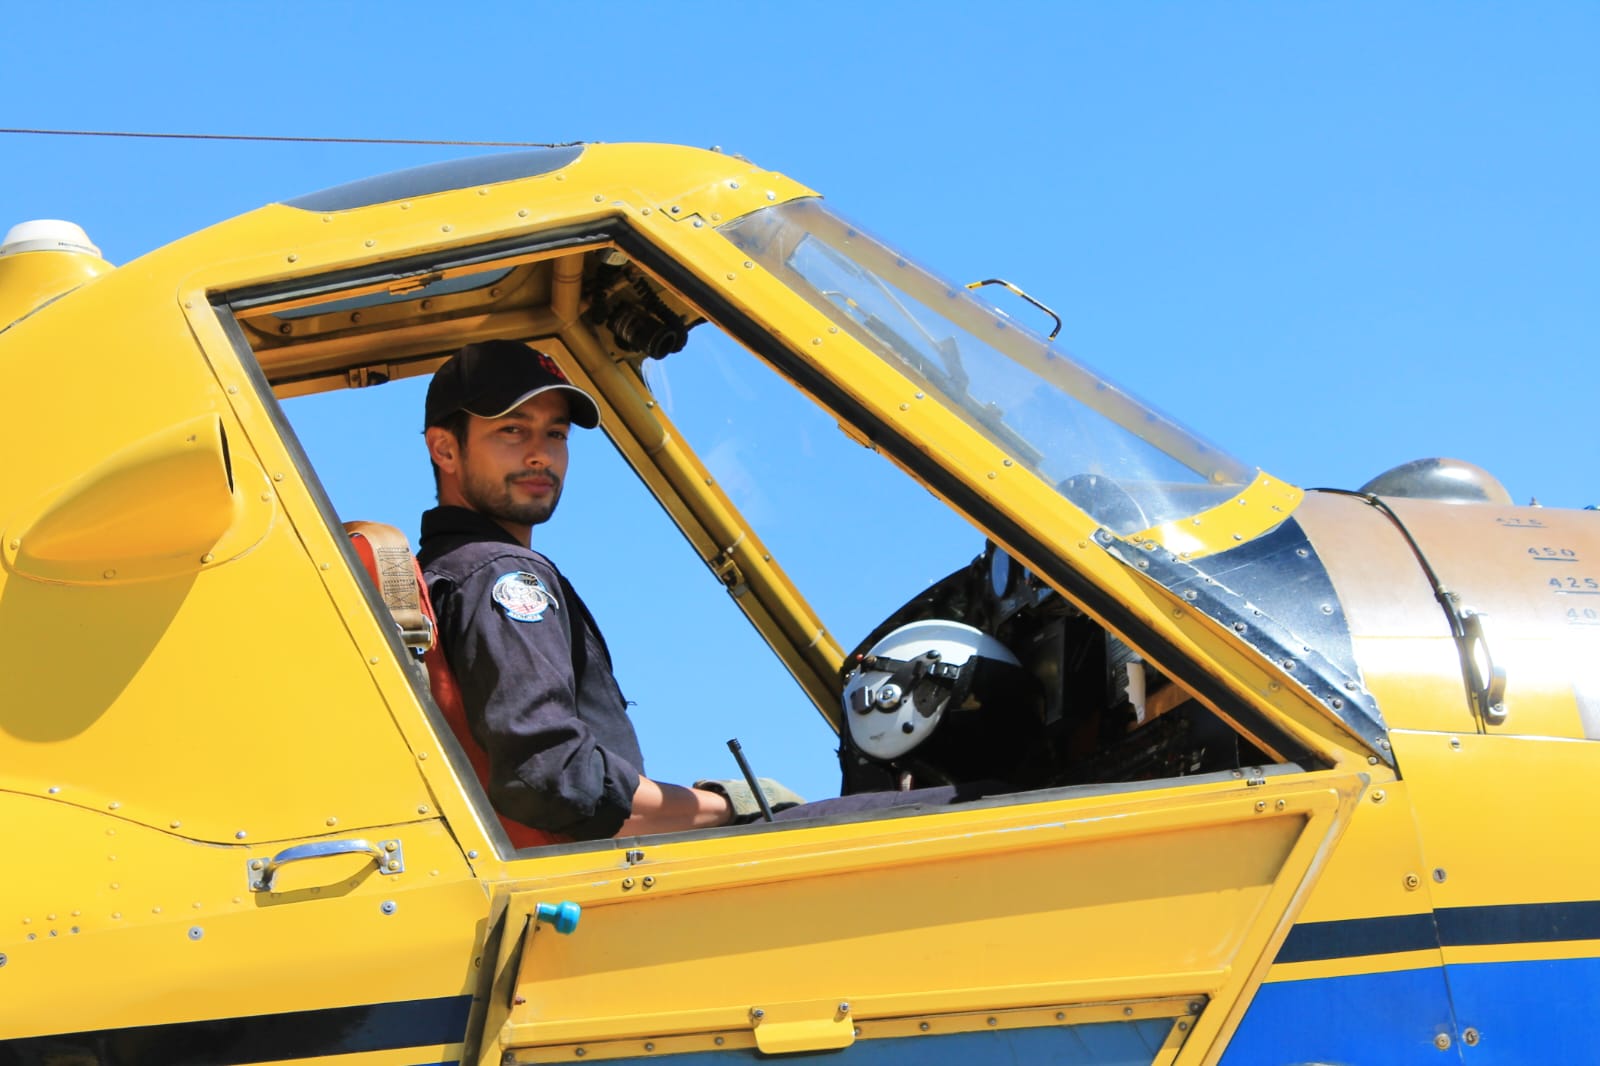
[{"left": 425, "top": 426, "right": 460, "bottom": 475}]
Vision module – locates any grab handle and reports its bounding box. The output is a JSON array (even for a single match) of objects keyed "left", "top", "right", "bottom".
[
  {"left": 247, "top": 837, "right": 404, "bottom": 892},
  {"left": 1462, "top": 611, "right": 1508, "bottom": 725}
]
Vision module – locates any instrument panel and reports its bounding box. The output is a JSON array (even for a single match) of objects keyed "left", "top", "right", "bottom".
[{"left": 838, "top": 540, "right": 1270, "bottom": 795}]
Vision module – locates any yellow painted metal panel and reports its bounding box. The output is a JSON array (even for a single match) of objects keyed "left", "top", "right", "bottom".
[
  {"left": 1, "top": 520, "right": 434, "bottom": 841},
  {"left": 1137, "top": 471, "right": 1304, "bottom": 559},
  {"left": 1287, "top": 777, "right": 1430, "bottom": 926},
  {"left": 1442, "top": 939, "right": 1600, "bottom": 967},
  {"left": 1351, "top": 635, "right": 1472, "bottom": 735},
  {"left": 492, "top": 777, "right": 1357, "bottom": 1059},
  {"left": 1391, "top": 729, "right": 1600, "bottom": 910},
  {"left": 0, "top": 791, "right": 485, "bottom": 1040}
]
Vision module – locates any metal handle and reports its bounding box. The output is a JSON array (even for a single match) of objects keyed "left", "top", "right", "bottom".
[
  {"left": 1461, "top": 612, "right": 1508, "bottom": 724},
  {"left": 727, "top": 738, "right": 774, "bottom": 822},
  {"left": 246, "top": 837, "right": 404, "bottom": 892},
  {"left": 965, "top": 278, "right": 1063, "bottom": 339}
]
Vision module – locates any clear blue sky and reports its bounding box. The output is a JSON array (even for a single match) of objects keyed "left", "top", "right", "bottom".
[{"left": 3, "top": 4, "right": 1596, "bottom": 802}]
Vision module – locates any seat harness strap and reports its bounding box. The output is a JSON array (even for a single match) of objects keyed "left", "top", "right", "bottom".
[{"left": 346, "top": 520, "right": 435, "bottom": 652}]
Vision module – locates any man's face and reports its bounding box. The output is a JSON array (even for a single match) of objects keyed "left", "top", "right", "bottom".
[{"left": 443, "top": 390, "right": 572, "bottom": 535}]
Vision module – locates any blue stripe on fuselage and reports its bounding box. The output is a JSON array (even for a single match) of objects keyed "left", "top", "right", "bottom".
[{"left": 1223, "top": 956, "right": 1600, "bottom": 1064}]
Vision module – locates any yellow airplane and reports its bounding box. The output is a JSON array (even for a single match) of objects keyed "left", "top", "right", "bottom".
[{"left": 2, "top": 142, "right": 1597, "bottom": 1065}]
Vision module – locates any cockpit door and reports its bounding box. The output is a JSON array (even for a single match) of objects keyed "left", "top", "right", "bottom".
[{"left": 470, "top": 769, "right": 1364, "bottom": 1065}]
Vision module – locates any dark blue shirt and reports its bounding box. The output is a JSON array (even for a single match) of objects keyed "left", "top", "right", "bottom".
[{"left": 419, "top": 506, "right": 644, "bottom": 839}]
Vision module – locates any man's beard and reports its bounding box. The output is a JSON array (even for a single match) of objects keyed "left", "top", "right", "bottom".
[{"left": 462, "top": 464, "right": 563, "bottom": 528}]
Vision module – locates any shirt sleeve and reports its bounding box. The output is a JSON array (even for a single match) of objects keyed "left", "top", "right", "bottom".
[{"left": 433, "top": 554, "right": 641, "bottom": 839}]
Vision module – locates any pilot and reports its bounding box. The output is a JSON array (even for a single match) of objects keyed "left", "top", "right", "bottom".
[{"left": 420, "top": 339, "right": 802, "bottom": 843}]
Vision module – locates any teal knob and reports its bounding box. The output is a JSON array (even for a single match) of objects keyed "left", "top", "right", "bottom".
[{"left": 534, "top": 900, "right": 581, "bottom": 935}]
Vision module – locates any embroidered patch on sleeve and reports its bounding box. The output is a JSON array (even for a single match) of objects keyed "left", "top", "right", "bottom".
[{"left": 492, "top": 571, "right": 560, "bottom": 622}]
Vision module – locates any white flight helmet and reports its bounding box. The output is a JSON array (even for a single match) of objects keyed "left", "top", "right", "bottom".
[{"left": 842, "top": 619, "right": 1023, "bottom": 761}]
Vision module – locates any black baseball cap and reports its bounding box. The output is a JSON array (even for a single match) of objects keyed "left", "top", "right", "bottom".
[{"left": 425, "top": 340, "right": 600, "bottom": 429}]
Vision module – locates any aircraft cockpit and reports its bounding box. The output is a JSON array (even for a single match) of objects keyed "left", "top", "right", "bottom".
[
  {"left": 213, "top": 165, "right": 1320, "bottom": 826},
  {"left": 833, "top": 537, "right": 1274, "bottom": 798}
]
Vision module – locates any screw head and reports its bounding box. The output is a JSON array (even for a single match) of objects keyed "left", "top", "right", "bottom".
[
  {"left": 1434, "top": 1032, "right": 1452, "bottom": 1050},
  {"left": 188, "top": 926, "right": 203, "bottom": 940},
  {"left": 750, "top": 1008, "right": 765, "bottom": 1022},
  {"left": 380, "top": 900, "right": 397, "bottom": 915}
]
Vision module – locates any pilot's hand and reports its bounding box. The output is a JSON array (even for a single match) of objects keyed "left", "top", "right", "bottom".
[{"left": 693, "top": 777, "right": 805, "bottom": 823}]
